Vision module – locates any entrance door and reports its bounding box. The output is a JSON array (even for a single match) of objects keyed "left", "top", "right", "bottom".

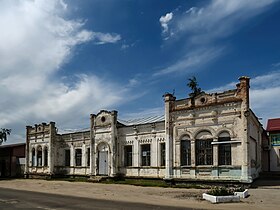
[
  {"left": 0, "top": 160, "right": 6, "bottom": 177},
  {"left": 98, "top": 151, "right": 108, "bottom": 175}
]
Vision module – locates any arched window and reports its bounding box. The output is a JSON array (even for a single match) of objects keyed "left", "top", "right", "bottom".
[
  {"left": 218, "top": 131, "right": 231, "bottom": 165},
  {"left": 44, "top": 147, "right": 48, "bottom": 167},
  {"left": 32, "top": 148, "right": 35, "bottom": 166},
  {"left": 195, "top": 131, "right": 213, "bottom": 165},
  {"left": 181, "top": 135, "right": 191, "bottom": 166},
  {"left": 37, "top": 146, "right": 42, "bottom": 167}
]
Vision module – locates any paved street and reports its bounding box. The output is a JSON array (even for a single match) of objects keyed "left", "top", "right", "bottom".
[
  {"left": 0, "top": 187, "right": 197, "bottom": 210},
  {"left": 1, "top": 179, "right": 280, "bottom": 210}
]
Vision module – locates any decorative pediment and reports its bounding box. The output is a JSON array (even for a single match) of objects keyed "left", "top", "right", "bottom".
[
  {"left": 193, "top": 92, "right": 213, "bottom": 106},
  {"left": 94, "top": 110, "right": 117, "bottom": 127}
]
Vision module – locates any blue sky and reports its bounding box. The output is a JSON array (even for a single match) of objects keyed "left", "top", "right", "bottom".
[{"left": 1, "top": 0, "right": 280, "bottom": 144}]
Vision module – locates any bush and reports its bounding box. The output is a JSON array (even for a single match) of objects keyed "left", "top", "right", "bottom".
[
  {"left": 207, "top": 186, "right": 234, "bottom": 196},
  {"left": 234, "top": 186, "right": 246, "bottom": 192}
]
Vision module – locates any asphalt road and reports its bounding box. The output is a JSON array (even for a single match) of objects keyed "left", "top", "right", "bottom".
[{"left": 0, "top": 187, "right": 198, "bottom": 210}]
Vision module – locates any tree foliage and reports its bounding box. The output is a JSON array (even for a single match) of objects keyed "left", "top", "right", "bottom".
[
  {"left": 187, "top": 76, "right": 202, "bottom": 97},
  {"left": 0, "top": 128, "right": 11, "bottom": 145}
]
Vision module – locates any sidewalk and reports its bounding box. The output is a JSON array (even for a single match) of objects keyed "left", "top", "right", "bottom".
[{"left": 0, "top": 179, "right": 279, "bottom": 210}]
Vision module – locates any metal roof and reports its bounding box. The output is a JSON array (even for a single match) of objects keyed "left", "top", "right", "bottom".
[
  {"left": 0, "top": 142, "right": 26, "bottom": 148},
  {"left": 118, "top": 115, "right": 165, "bottom": 126},
  {"left": 267, "top": 118, "right": 280, "bottom": 132},
  {"left": 58, "top": 128, "right": 90, "bottom": 134},
  {"left": 57, "top": 116, "right": 165, "bottom": 133}
]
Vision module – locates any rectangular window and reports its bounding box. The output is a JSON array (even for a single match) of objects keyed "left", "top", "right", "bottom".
[
  {"left": 124, "top": 145, "right": 133, "bottom": 167},
  {"left": 141, "top": 144, "right": 151, "bottom": 166},
  {"left": 160, "top": 143, "right": 166, "bottom": 166},
  {"left": 181, "top": 140, "right": 191, "bottom": 166},
  {"left": 195, "top": 139, "right": 213, "bottom": 165},
  {"left": 65, "top": 149, "right": 70, "bottom": 166},
  {"left": 218, "top": 144, "right": 231, "bottom": 165},
  {"left": 218, "top": 137, "right": 231, "bottom": 165},
  {"left": 271, "top": 134, "right": 280, "bottom": 145},
  {"left": 75, "top": 149, "right": 82, "bottom": 166},
  {"left": 87, "top": 148, "right": 90, "bottom": 167}
]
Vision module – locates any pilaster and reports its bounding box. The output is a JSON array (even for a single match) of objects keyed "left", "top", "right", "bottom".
[
  {"left": 82, "top": 141, "right": 86, "bottom": 167},
  {"left": 213, "top": 137, "right": 218, "bottom": 166},
  {"left": 48, "top": 122, "right": 56, "bottom": 175},
  {"left": 35, "top": 148, "right": 38, "bottom": 167},
  {"left": 191, "top": 139, "right": 195, "bottom": 167},
  {"left": 164, "top": 93, "right": 176, "bottom": 179},
  {"left": 25, "top": 126, "right": 31, "bottom": 177},
  {"left": 42, "top": 148, "right": 45, "bottom": 167},
  {"left": 111, "top": 110, "right": 118, "bottom": 176},
  {"left": 238, "top": 76, "right": 252, "bottom": 183},
  {"left": 90, "top": 114, "right": 96, "bottom": 176}
]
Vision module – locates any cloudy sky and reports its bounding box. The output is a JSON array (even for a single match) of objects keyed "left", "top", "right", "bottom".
[{"left": 1, "top": 0, "right": 280, "bottom": 144}]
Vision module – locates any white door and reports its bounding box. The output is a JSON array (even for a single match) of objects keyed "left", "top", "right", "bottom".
[{"left": 98, "top": 151, "right": 108, "bottom": 175}]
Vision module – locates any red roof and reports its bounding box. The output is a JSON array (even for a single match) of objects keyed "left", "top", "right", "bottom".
[{"left": 267, "top": 118, "right": 280, "bottom": 132}]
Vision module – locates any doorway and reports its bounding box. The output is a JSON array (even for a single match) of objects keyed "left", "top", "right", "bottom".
[
  {"left": 98, "top": 151, "right": 108, "bottom": 175},
  {"left": 97, "top": 143, "right": 109, "bottom": 175}
]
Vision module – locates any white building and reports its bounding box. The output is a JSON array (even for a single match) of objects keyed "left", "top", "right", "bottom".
[{"left": 25, "top": 76, "right": 265, "bottom": 183}]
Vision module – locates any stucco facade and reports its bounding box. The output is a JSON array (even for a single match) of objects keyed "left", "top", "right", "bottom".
[{"left": 25, "top": 76, "right": 265, "bottom": 183}]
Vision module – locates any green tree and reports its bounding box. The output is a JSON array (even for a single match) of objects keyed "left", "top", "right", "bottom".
[
  {"left": 0, "top": 128, "right": 11, "bottom": 145},
  {"left": 187, "top": 76, "right": 202, "bottom": 97}
]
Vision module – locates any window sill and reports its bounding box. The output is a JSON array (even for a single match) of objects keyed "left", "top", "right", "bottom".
[
  {"left": 55, "top": 166, "right": 90, "bottom": 168},
  {"left": 180, "top": 165, "right": 192, "bottom": 168},
  {"left": 211, "top": 140, "right": 241, "bottom": 145},
  {"left": 123, "top": 166, "right": 165, "bottom": 169}
]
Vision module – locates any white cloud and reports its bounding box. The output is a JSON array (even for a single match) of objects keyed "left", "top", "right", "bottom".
[
  {"left": 0, "top": 0, "right": 126, "bottom": 144},
  {"left": 128, "top": 78, "right": 140, "bottom": 87},
  {"left": 206, "top": 71, "right": 280, "bottom": 126},
  {"left": 207, "top": 71, "right": 280, "bottom": 93},
  {"left": 121, "top": 44, "right": 130, "bottom": 50},
  {"left": 159, "top": 12, "right": 173, "bottom": 34},
  {"left": 251, "top": 71, "right": 280, "bottom": 88},
  {"left": 154, "top": 47, "right": 223, "bottom": 76},
  {"left": 185, "top": 7, "right": 202, "bottom": 15},
  {"left": 59, "top": 0, "right": 67, "bottom": 10},
  {"left": 249, "top": 71, "right": 280, "bottom": 124},
  {"left": 206, "top": 82, "right": 237, "bottom": 93},
  {"left": 175, "top": 0, "right": 276, "bottom": 43},
  {"left": 156, "top": 0, "right": 277, "bottom": 76},
  {"left": 272, "top": 62, "right": 280, "bottom": 67},
  {"left": 250, "top": 86, "right": 280, "bottom": 125},
  {"left": 92, "top": 32, "right": 121, "bottom": 45},
  {"left": 121, "top": 41, "right": 137, "bottom": 50}
]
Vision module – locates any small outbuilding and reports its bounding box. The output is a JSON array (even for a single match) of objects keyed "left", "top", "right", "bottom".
[
  {"left": 267, "top": 118, "right": 280, "bottom": 171},
  {"left": 0, "top": 143, "right": 26, "bottom": 177}
]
